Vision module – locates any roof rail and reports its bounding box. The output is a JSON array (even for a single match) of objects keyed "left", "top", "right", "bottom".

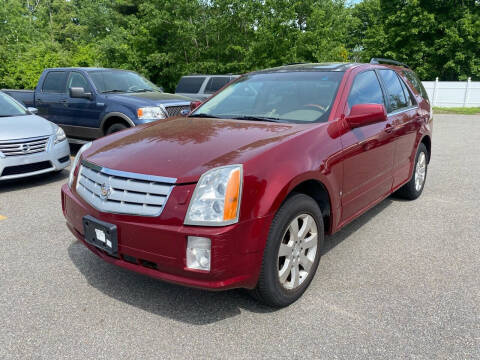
[{"left": 370, "top": 58, "right": 410, "bottom": 69}]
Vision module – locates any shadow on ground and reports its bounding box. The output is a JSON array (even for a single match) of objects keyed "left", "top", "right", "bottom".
[{"left": 68, "top": 196, "right": 395, "bottom": 325}]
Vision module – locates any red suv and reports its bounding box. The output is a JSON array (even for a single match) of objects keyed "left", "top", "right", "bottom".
[{"left": 62, "top": 59, "right": 432, "bottom": 307}]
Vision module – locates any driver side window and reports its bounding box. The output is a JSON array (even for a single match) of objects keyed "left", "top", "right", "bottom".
[
  {"left": 348, "top": 71, "right": 385, "bottom": 109},
  {"left": 68, "top": 72, "right": 90, "bottom": 92}
]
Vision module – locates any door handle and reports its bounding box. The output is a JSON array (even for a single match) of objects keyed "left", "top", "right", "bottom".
[{"left": 385, "top": 124, "right": 394, "bottom": 134}]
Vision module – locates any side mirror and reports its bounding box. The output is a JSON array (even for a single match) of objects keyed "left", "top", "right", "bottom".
[
  {"left": 345, "top": 104, "right": 387, "bottom": 129},
  {"left": 27, "top": 107, "right": 38, "bottom": 114},
  {"left": 190, "top": 100, "right": 202, "bottom": 112},
  {"left": 70, "top": 87, "right": 93, "bottom": 100}
]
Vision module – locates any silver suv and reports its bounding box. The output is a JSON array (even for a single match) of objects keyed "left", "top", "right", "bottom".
[{"left": 175, "top": 74, "right": 239, "bottom": 101}]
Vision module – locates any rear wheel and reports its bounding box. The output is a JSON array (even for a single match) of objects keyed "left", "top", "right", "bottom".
[
  {"left": 395, "top": 143, "right": 428, "bottom": 200},
  {"left": 105, "top": 123, "right": 128, "bottom": 135},
  {"left": 253, "top": 194, "right": 324, "bottom": 307}
]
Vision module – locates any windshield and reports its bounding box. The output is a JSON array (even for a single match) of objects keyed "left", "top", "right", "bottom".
[
  {"left": 191, "top": 71, "right": 344, "bottom": 123},
  {"left": 0, "top": 92, "right": 27, "bottom": 117},
  {"left": 90, "top": 70, "right": 160, "bottom": 93}
]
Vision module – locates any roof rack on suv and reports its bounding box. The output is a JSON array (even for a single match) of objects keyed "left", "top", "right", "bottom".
[{"left": 370, "top": 58, "right": 410, "bottom": 69}]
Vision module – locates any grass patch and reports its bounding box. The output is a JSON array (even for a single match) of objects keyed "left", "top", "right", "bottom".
[{"left": 433, "top": 107, "right": 480, "bottom": 115}]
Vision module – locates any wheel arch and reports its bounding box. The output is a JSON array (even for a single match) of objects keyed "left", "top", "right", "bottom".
[
  {"left": 101, "top": 112, "right": 135, "bottom": 135},
  {"left": 268, "top": 176, "right": 335, "bottom": 235},
  {"left": 421, "top": 135, "right": 431, "bottom": 163}
]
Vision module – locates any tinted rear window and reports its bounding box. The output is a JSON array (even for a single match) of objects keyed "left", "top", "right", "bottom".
[
  {"left": 378, "top": 70, "right": 408, "bottom": 112},
  {"left": 175, "top": 77, "right": 205, "bottom": 93},
  {"left": 403, "top": 70, "right": 429, "bottom": 101},
  {"left": 42, "top": 71, "right": 67, "bottom": 93},
  {"left": 205, "top": 77, "right": 231, "bottom": 94}
]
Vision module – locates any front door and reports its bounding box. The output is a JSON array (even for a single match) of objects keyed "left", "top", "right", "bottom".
[
  {"left": 340, "top": 70, "right": 396, "bottom": 222},
  {"left": 64, "top": 71, "right": 103, "bottom": 139}
]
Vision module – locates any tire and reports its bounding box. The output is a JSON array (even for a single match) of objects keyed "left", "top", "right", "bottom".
[
  {"left": 395, "top": 143, "right": 428, "bottom": 200},
  {"left": 105, "top": 123, "right": 128, "bottom": 135},
  {"left": 252, "top": 193, "right": 324, "bottom": 307}
]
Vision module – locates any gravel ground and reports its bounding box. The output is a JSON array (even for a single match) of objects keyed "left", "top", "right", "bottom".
[{"left": 0, "top": 114, "right": 479, "bottom": 359}]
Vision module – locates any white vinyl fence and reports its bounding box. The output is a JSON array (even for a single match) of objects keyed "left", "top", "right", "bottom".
[{"left": 422, "top": 78, "right": 480, "bottom": 107}]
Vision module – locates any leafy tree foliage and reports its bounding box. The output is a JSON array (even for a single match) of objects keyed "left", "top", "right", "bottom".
[{"left": 0, "top": 0, "right": 478, "bottom": 91}]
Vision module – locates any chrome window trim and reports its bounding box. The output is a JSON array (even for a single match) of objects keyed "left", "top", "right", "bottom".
[
  {"left": 81, "top": 160, "right": 177, "bottom": 184},
  {"left": 388, "top": 105, "right": 418, "bottom": 116}
]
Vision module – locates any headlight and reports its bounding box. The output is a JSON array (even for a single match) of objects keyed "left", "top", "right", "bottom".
[
  {"left": 184, "top": 165, "right": 243, "bottom": 226},
  {"left": 55, "top": 127, "right": 67, "bottom": 144},
  {"left": 137, "top": 106, "right": 166, "bottom": 120},
  {"left": 68, "top": 142, "right": 92, "bottom": 188}
]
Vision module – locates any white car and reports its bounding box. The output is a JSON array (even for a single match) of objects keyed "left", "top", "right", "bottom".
[{"left": 0, "top": 91, "right": 71, "bottom": 181}]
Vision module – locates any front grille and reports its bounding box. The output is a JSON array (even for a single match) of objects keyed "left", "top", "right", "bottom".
[
  {"left": 76, "top": 161, "right": 176, "bottom": 217},
  {"left": 164, "top": 105, "right": 190, "bottom": 117},
  {"left": 0, "top": 136, "right": 50, "bottom": 157},
  {"left": 1, "top": 161, "right": 53, "bottom": 176}
]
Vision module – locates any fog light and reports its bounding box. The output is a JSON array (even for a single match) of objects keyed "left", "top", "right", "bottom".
[{"left": 186, "top": 237, "right": 211, "bottom": 271}]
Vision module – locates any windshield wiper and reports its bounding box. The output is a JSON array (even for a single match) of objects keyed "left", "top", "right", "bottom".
[
  {"left": 229, "top": 115, "right": 282, "bottom": 123},
  {"left": 188, "top": 113, "right": 220, "bottom": 118},
  {"left": 102, "top": 89, "right": 126, "bottom": 94},
  {"left": 133, "top": 89, "right": 155, "bottom": 93}
]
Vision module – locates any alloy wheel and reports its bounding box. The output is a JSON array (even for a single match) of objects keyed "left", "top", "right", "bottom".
[
  {"left": 415, "top": 152, "right": 427, "bottom": 191},
  {"left": 277, "top": 214, "right": 318, "bottom": 290}
]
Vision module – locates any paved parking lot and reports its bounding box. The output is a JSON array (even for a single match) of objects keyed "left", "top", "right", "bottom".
[{"left": 0, "top": 114, "right": 479, "bottom": 359}]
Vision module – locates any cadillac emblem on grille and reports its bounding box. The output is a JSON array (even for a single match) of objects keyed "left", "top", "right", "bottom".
[{"left": 100, "top": 182, "right": 112, "bottom": 200}]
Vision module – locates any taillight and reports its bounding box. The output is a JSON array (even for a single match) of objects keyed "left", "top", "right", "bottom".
[{"left": 190, "top": 101, "right": 202, "bottom": 112}]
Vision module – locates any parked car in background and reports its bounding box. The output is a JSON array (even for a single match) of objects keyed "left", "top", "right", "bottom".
[
  {"left": 62, "top": 60, "right": 432, "bottom": 307},
  {"left": 4, "top": 68, "right": 191, "bottom": 143},
  {"left": 175, "top": 74, "right": 239, "bottom": 101},
  {"left": 0, "top": 91, "right": 70, "bottom": 181}
]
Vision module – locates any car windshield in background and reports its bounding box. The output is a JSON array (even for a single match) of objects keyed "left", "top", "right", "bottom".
[
  {"left": 0, "top": 92, "right": 27, "bottom": 117},
  {"left": 90, "top": 70, "right": 160, "bottom": 94},
  {"left": 192, "top": 72, "right": 344, "bottom": 123}
]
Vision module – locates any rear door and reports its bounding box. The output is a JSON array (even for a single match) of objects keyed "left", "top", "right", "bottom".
[
  {"left": 340, "top": 70, "right": 396, "bottom": 222},
  {"left": 35, "top": 71, "right": 68, "bottom": 124},
  {"left": 377, "top": 69, "right": 420, "bottom": 189},
  {"left": 63, "top": 71, "right": 103, "bottom": 137}
]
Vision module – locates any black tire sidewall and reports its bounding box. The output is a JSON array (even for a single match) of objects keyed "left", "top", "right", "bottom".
[
  {"left": 258, "top": 194, "right": 324, "bottom": 307},
  {"left": 408, "top": 143, "right": 428, "bottom": 198},
  {"left": 106, "top": 123, "right": 127, "bottom": 135}
]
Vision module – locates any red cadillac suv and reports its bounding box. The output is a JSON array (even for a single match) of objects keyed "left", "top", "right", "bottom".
[{"left": 61, "top": 59, "right": 432, "bottom": 307}]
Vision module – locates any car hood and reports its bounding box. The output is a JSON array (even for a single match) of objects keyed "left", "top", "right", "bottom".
[
  {"left": 0, "top": 115, "right": 55, "bottom": 141},
  {"left": 85, "top": 117, "right": 309, "bottom": 183},
  {"left": 107, "top": 92, "right": 192, "bottom": 107}
]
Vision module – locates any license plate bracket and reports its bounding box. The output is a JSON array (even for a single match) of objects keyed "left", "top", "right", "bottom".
[{"left": 83, "top": 215, "right": 118, "bottom": 256}]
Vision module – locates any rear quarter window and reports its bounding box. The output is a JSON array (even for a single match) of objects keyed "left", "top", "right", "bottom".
[
  {"left": 205, "top": 77, "right": 231, "bottom": 94},
  {"left": 42, "top": 71, "right": 68, "bottom": 93},
  {"left": 403, "top": 70, "right": 429, "bottom": 101},
  {"left": 176, "top": 77, "right": 206, "bottom": 94}
]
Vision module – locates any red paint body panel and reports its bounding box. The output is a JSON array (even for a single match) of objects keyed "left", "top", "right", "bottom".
[{"left": 62, "top": 63, "right": 432, "bottom": 290}]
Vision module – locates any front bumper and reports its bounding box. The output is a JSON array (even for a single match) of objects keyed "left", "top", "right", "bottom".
[
  {"left": 0, "top": 139, "right": 70, "bottom": 181},
  {"left": 61, "top": 184, "right": 272, "bottom": 290}
]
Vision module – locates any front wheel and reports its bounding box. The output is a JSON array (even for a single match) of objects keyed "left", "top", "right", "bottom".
[
  {"left": 395, "top": 143, "right": 428, "bottom": 200},
  {"left": 252, "top": 194, "right": 324, "bottom": 307},
  {"left": 106, "top": 123, "right": 128, "bottom": 135}
]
